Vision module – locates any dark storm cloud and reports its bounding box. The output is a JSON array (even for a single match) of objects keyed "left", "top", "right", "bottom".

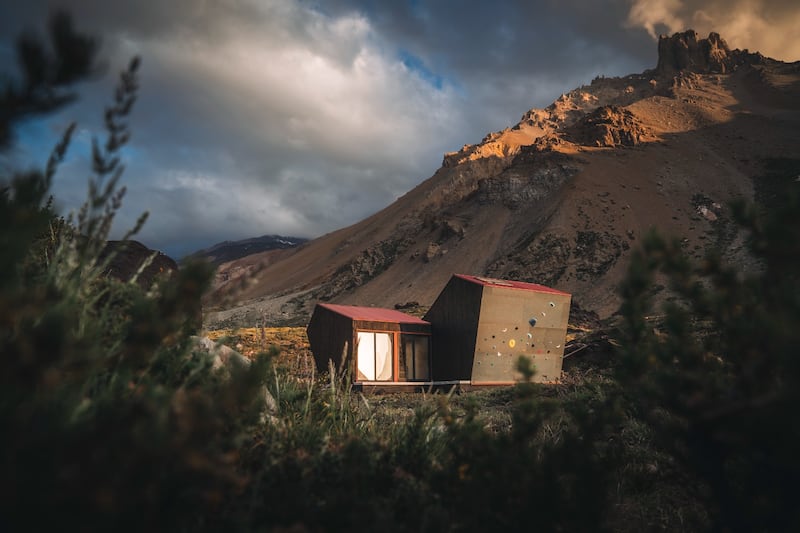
[
  {"left": 318, "top": 1, "right": 653, "bottom": 76},
  {"left": 1, "top": 1, "right": 797, "bottom": 258}
]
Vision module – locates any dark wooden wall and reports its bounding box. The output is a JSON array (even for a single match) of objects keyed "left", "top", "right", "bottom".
[
  {"left": 308, "top": 307, "right": 433, "bottom": 380},
  {"left": 306, "top": 305, "right": 355, "bottom": 372},
  {"left": 423, "top": 276, "right": 483, "bottom": 381}
]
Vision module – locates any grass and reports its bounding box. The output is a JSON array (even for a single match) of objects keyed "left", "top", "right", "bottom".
[
  {"left": 201, "top": 323, "right": 715, "bottom": 531},
  {"left": 206, "top": 326, "right": 315, "bottom": 380}
]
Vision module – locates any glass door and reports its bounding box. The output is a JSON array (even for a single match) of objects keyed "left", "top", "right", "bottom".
[{"left": 400, "top": 334, "right": 430, "bottom": 381}]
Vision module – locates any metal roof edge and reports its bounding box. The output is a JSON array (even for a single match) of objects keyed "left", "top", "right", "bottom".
[
  {"left": 452, "top": 274, "right": 571, "bottom": 296},
  {"left": 316, "top": 303, "right": 431, "bottom": 324}
]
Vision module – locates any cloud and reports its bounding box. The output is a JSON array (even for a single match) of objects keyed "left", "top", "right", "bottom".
[
  {"left": 627, "top": 0, "right": 686, "bottom": 38},
  {"left": 626, "top": 0, "right": 800, "bottom": 60},
  {"left": 3, "top": 0, "right": 473, "bottom": 256}
]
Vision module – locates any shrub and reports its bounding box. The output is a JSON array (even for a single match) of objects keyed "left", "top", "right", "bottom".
[
  {"left": 0, "top": 16, "right": 268, "bottom": 531},
  {"left": 616, "top": 167, "right": 800, "bottom": 531}
]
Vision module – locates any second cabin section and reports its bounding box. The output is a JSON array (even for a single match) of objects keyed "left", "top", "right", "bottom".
[
  {"left": 423, "top": 274, "right": 572, "bottom": 384},
  {"left": 306, "top": 303, "right": 432, "bottom": 385}
]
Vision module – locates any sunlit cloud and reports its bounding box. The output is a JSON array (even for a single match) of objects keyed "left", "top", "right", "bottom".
[
  {"left": 627, "top": 0, "right": 686, "bottom": 38},
  {"left": 626, "top": 0, "right": 800, "bottom": 60}
]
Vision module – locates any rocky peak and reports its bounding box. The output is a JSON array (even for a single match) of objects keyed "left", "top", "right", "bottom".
[{"left": 656, "top": 30, "right": 735, "bottom": 74}]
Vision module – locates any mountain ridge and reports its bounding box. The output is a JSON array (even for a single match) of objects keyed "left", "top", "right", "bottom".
[
  {"left": 187, "top": 234, "right": 307, "bottom": 266},
  {"left": 205, "top": 31, "right": 800, "bottom": 328}
]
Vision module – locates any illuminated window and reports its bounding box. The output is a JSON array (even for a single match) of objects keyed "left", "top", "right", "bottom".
[{"left": 356, "top": 331, "right": 392, "bottom": 381}]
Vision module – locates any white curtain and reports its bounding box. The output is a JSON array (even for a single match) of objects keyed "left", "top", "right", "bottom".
[
  {"left": 357, "top": 332, "right": 392, "bottom": 381},
  {"left": 375, "top": 333, "right": 392, "bottom": 380}
]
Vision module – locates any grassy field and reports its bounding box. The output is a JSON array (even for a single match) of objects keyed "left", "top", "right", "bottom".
[
  {"left": 203, "top": 322, "right": 598, "bottom": 417},
  {"left": 205, "top": 326, "right": 515, "bottom": 428},
  {"left": 201, "top": 323, "right": 709, "bottom": 531},
  {"left": 207, "top": 326, "right": 316, "bottom": 379}
]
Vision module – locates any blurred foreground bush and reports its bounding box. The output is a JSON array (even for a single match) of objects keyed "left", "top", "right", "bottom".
[
  {"left": 0, "top": 17, "right": 268, "bottom": 531},
  {"left": 616, "top": 161, "right": 800, "bottom": 531}
]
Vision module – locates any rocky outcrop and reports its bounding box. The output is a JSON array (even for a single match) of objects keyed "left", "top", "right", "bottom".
[
  {"left": 315, "top": 235, "right": 415, "bottom": 301},
  {"left": 442, "top": 136, "right": 521, "bottom": 168},
  {"left": 657, "top": 30, "right": 731, "bottom": 74},
  {"left": 424, "top": 242, "right": 441, "bottom": 262},
  {"left": 100, "top": 240, "right": 178, "bottom": 288},
  {"left": 477, "top": 150, "right": 580, "bottom": 208},
  {"left": 189, "top": 336, "right": 279, "bottom": 420},
  {"left": 486, "top": 230, "right": 629, "bottom": 287},
  {"left": 190, "top": 336, "right": 251, "bottom": 371},
  {"left": 487, "top": 233, "right": 572, "bottom": 288},
  {"left": 565, "top": 105, "right": 647, "bottom": 147},
  {"left": 572, "top": 231, "right": 629, "bottom": 281},
  {"left": 656, "top": 30, "right": 763, "bottom": 75}
]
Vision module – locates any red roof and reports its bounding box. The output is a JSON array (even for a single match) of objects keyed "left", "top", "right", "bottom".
[
  {"left": 317, "top": 303, "right": 430, "bottom": 324},
  {"left": 455, "top": 274, "right": 570, "bottom": 296}
]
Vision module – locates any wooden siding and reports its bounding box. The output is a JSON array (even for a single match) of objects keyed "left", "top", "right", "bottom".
[
  {"left": 307, "top": 304, "right": 357, "bottom": 372},
  {"left": 351, "top": 320, "right": 430, "bottom": 335},
  {"left": 307, "top": 304, "right": 432, "bottom": 382},
  {"left": 423, "top": 275, "right": 484, "bottom": 381}
]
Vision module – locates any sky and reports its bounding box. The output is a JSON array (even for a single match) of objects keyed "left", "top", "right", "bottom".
[{"left": 1, "top": 0, "right": 798, "bottom": 258}]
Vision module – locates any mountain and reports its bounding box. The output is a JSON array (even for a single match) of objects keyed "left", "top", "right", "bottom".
[
  {"left": 187, "top": 234, "right": 307, "bottom": 266},
  {"left": 206, "top": 31, "right": 800, "bottom": 328},
  {"left": 100, "top": 240, "right": 178, "bottom": 287}
]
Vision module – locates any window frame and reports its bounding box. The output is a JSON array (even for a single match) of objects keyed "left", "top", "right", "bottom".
[{"left": 400, "top": 333, "right": 431, "bottom": 382}]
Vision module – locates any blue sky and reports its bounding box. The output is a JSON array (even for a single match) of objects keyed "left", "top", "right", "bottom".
[{"left": 1, "top": 0, "right": 798, "bottom": 258}]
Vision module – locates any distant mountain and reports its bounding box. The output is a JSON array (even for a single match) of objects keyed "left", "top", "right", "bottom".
[
  {"left": 205, "top": 31, "right": 800, "bottom": 328},
  {"left": 186, "top": 235, "right": 307, "bottom": 266},
  {"left": 100, "top": 240, "right": 178, "bottom": 287}
]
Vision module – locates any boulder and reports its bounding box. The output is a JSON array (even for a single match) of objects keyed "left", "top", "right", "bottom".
[
  {"left": 565, "top": 105, "right": 647, "bottom": 148},
  {"left": 190, "top": 335, "right": 251, "bottom": 371}
]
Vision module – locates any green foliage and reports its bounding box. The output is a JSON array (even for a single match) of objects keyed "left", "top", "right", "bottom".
[
  {"left": 433, "top": 380, "right": 616, "bottom": 532},
  {"left": 616, "top": 169, "right": 800, "bottom": 531},
  {"left": 1, "top": 10, "right": 97, "bottom": 148},
  {"left": 225, "top": 361, "right": 618, "bottom": 532},
  {"left": 0, "top": 21, "right": 268, "bottom": 531}
]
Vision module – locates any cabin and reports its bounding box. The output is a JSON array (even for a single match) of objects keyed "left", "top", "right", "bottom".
[
  {"left": 423, "top": 274, "right": 571, "bottom": 384},
  {"left": 306, "top": 303, "right": 432, "bottom": 386},
  {"left": 306, "top": 275, "right": 572, "bottom": 389}
]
